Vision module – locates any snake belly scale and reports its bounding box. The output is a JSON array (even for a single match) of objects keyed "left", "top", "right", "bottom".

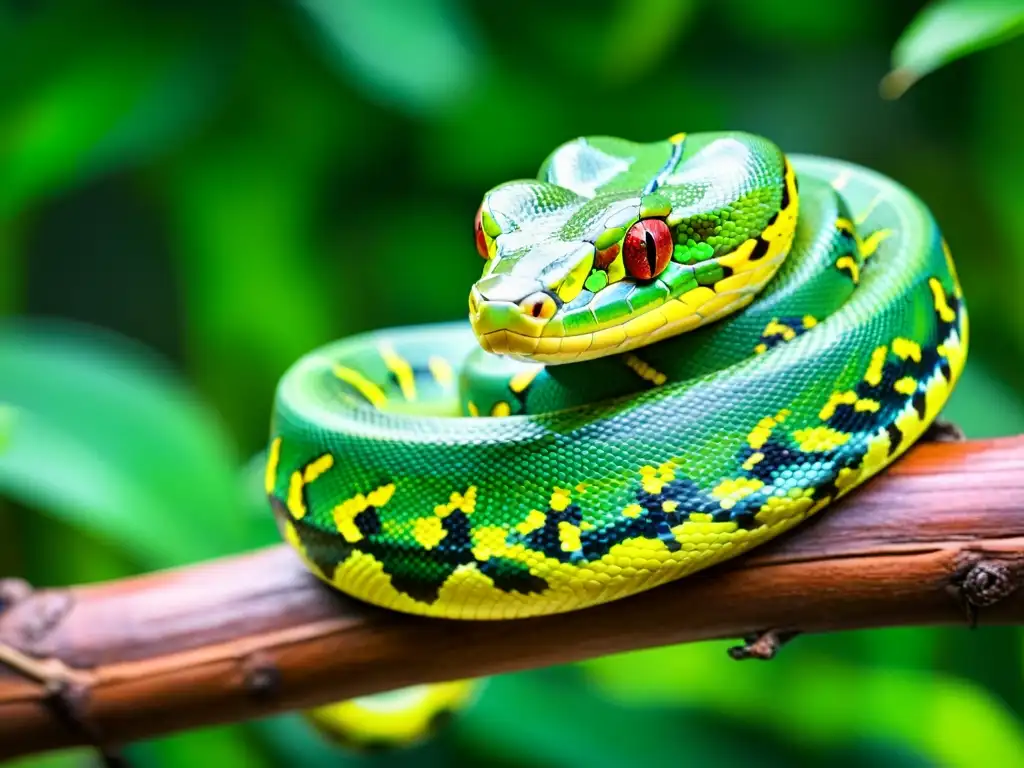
[{"left": 266, "top": 131, "right": 968, "bottom": 621}]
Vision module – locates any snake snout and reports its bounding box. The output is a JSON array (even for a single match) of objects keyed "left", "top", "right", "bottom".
[{"left": 469, "top": 276, "right": 556, "bottom": 357}]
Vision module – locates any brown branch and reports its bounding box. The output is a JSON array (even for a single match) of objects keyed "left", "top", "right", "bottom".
[{"left": 2, "top": 436, "right": 1024, "bottom": 760}]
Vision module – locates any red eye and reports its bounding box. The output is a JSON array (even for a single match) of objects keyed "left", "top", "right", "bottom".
[
  {"left": 623, "top": 219, "right": 673, "bottom": 280},
  {"left": 474, "top": 206, "right": 489, "bottom": 259}
]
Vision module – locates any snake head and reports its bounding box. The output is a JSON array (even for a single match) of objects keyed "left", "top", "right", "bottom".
[{"left": 469, "top": 132, "right": 798, "bottom": 364}]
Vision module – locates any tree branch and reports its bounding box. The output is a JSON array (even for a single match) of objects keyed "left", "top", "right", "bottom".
[{"left": 2, "top": 436, "right": 1023, "bottom": 760}]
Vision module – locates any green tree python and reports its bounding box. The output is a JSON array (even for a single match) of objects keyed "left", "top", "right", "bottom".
[{"left": 265, "top": 131, "right": 967, "bottom": 747}]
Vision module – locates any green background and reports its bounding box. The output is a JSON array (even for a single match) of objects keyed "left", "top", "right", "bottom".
[{"left": 2, "top": 0, "right": 1024, "bottom": 766}]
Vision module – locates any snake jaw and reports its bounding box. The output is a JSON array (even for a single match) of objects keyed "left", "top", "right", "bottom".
[
  {"left": 470, "top": 294, "right": 551, "bottom": 358},
  {"left": 469, "top": 275, "right": 558, "bottom": 357}
]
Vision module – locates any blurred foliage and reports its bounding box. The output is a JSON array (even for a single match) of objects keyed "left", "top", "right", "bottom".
[
  {"left": 883, "top": 0, "right": 1024, "bottom": 97},
  {"left": 2, "top": 0, "right": 1024, "bottom": 767}
]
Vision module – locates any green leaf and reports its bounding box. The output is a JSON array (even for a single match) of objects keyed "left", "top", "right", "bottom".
[
  {"left": 0, "top": 9, "right": 225, "bottom": 216},
  {"left": 583, "top": 640, "right": 1024, "bottom": 767},
  {"left": 882, "top": 0, "right": 1024, "bottom": 98},
  {"left": 295, "top": 0, "right": 481, "bottom": 114},
  {"left": 124, "top": 723, "right": 276, "bottom": 768},
  {"left": 0, "top": 320, "right": 247, "bottom": 568}
]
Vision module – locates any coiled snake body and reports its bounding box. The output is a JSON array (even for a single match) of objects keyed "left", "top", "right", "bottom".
[{"left": 266, "top": 132, "right": 967, "bottom": 621}]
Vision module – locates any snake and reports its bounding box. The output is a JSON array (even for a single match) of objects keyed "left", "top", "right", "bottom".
[{"left": 267, "top": 130, "right": 967, "bottom": 748}]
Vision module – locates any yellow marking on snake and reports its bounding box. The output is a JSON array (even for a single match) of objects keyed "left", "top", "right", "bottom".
[
  {"left": 624, "top": 354, "right": 667, "bottom": 386},
  {"left": 607, "top": 251, "right": 626, "bottom": 284},
  {"left": 858, "top": 228, "right": 892, "bottom": 258},
  {"left": 929, "top": 278, "right": 957, "bottom": 323},
  {"left": 515, "top": 509, "right": 547, "bottom": 535},
  {"left": 472, "top": 525, "right": 511, "bottom": 560},
  {"left": 835, "top": 217, "right": 854, "bottom": 234},
  {"left": 865, "top": 345, "right": 889, "bottom": 386},
  {"left": 491, "top": 402, "right": 511, "bottom": 417},
  {"left": 434, "top": 486, "right": 478, "bottom": 517},
  {"left": 333, "top": 483, "right": 396, "bottom": 543},
  {"left": 509, "top": 366, "right": 542, "bottom": 394},
  {"left": 712, "top": 477, "right": 764, "bottom": 510},
  {"left": 428, "top": 356, "right": 455, "bottom": 389},
  {"left": 379, "top": 343, "right": 417, "bottom": 401},
  {"left": 763, "top": 319, "right": 797, "bottom": 341},
  {"left": 304, "top": 454, "right": 334, "bottom": 483},
  {"left": 742, "top": 451, "right": 765, "bottom": 470},
  {"left": 894, "top": 377, "right": 918, "bottom": 395},
  {"left": 669, "top": 131, "right": 687, "bottom": 144},
  {"left": 467, "top": 401, "right": 480, "bottom": 417},
  {"left": 756, "top": 488, "right": 816, "bottom": 527},
  {"left": 836, "top": 255, "right": 860, "bottom": 283},
  {"left": 558, "top": 521, "right": 582, "bottom": 552},
  {"left": 265, "top": 437, "right": 281, "bottom": 495},
  {"left": 287, "top": 472, "right": 307, "bottom": 519},
  {"left": 793, "top": 426, "right": 851, "bottom": 452},
  {"left": 413, "top": 517, "right": 447, "bottom": 549},
  {"left": 286, "top": 453, "right": 334, "bottom": 520},
  {"left": 818, "top": 391, "right": 880, "bottom": 420},
  {"left": 892, "top": 337, "right": 923, "bottom": 362},
  {"left": 333, "top": 365, "right": 388, "bottom": 409},
  {"left": 640, "top": 463, "right": 677, "bottom": 494},
  {"left": 549, "top": 487, "right": 573, "bottom": 512},
  {"left": 942, "top": 240, "right": 962, "bottom": 296},
  {"left": 747, "top": 409, "right": 790, "bottom": 449}
]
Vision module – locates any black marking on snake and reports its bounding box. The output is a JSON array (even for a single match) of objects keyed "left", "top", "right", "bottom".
[
  {"left": 912, "top": 391, "right": 928, "bottom": 420},
  {"left": 739, "top": 441, "right": 802, "bottom": 484},
  {"left": 274, "top": 491, "right": 549, "bottom": 604},
  {"left": 270, "top": 497, "right": 353, "bottom": 579},
  {"left": 355, "top": 507, "right": 382, "bottom": 538},
  {"left": 757, "top": 315, "right": 814, "bottom": 353},
  {"left": 750, "top": 237, "right": 770, "bottom": 261},
  {"left": 939, "top": 358, "right": 953, "bottom": 382},
  {"left": 824, "top": 279, "right": 965, "bottom": 456},
  {"left": 521, "top": 504, "right": 584, "bottom": 563},
  {"left": 885, "top": 422, "right": 905, "bottom": 456},
  {"left": 780, "top": 174, "right": 792, "bottom": 211},
  {"left": 644, "top": 136, "right": 687, "bottom": 195}
]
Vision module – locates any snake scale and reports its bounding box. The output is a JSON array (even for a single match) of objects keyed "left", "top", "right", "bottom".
[{"left": 266, "top": 131, "right": 968, "bottom": 624}]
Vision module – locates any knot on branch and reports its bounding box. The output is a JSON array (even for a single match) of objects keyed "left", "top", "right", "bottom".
[
  {"left": 950, "top": 558, "right": 1020, "bottom": 628},
  {"left": 242, "top": 653, "right": 282, "bottom": 701},
  {"left": 0, "top": 588, "right": 74, "bottom": 655},
  {"left": 0, "top": 579, "right": 32, "bottom": 614},
  {"left": 962, "top": 561, "right": 1016, "bottom": 608},
  {"left": 727, "top": 630, "right": 800, "bottom": 661}
]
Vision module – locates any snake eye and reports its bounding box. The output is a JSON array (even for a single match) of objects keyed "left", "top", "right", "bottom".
[
  {"left": 519, "top": 292, "right": 557, "bottom": 320},
  {"left": 623, "top": 219, "right": 673, "bottom": 280},
  {"left": 474, "top": 206, "right": 490, "bottom": 259}
]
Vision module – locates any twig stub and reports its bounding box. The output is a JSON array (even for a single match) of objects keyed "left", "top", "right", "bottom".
[{"left": 727, "top": 630, "right": 800, "bottom": 661}]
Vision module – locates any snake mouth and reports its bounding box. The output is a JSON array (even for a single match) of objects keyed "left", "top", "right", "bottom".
[
  {"left": 468, "top": 290, "right": 548, "bottom": 354},
  {"left": 469, "top": 286, "right": 555, "bottom": 353}
]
